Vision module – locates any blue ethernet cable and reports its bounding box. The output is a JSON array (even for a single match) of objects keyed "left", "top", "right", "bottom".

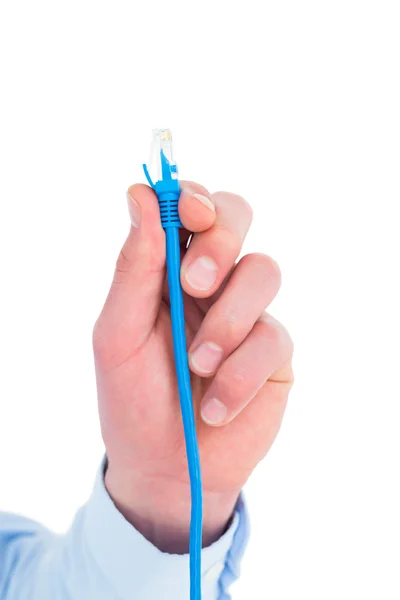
[{"left": 143, "top": 129, "right": 203, "bottom": 600}]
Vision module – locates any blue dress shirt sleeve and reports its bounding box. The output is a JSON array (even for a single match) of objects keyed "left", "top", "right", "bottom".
[{"left": 0, "top": 459, "right": 250, "bottom": 599}]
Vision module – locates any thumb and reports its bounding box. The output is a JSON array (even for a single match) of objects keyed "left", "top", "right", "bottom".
[{"left": 93, "top": 184, "right": 165, "bottom": 366}]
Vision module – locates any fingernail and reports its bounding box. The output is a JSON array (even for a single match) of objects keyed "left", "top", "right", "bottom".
[
  {"left": 126, "top": 192, "right": 141, "bottom": 228},
  {"left": 192, "top": 193, "right": 215, "bottom": 213},
  {"left": 201, "top": 398, "right": 227, "bottom": 425},
  {"left": 190, "top": 342, "right": 223, "bottom": 374},
  {"left": 184, "top": 256, "right": 218, "bottom": 291}
]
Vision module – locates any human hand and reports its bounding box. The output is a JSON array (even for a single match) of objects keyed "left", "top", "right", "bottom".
[{"left": 92, "top": 182, "right": 294, "bottom": 553}]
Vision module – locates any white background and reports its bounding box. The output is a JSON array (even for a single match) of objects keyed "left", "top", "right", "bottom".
[{"left": 0, "top": 1, "right": 399, "bottom": 598}]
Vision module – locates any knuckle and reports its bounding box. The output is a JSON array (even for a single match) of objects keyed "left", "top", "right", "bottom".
[
  {"left": 231, "top": 369, "right": 248, "bottom": 391},
  {"left": 115, "top": 245, "right": 132, "bottom": 274},
  {"left": 114, "top": 238, "right": 163, "bottom": 283},
  {"left": 257, "top": 313, "right": 281, "bottom": 341},
  {"left": 258, "top": 314, "right": 294, "bottom": 357},
  {"left": 232, "top": 193, "right": 253, "bottom": 222},
  {"left": 214, "top": 191, "right": 253, "bottom": 220},
  {"left": 212, "top": 224, "right": 243, "bottom": 258},
  {"left": 241, "top": 253, "right": 282, "bottom": 288},
  {"left": 218, "top": 305, "right": 248, "bottom": 345},
  {"left": 264, "top": 322, "right": 282, "bottom": 349},
  {"left": 218, "top": 368, "right": 249, "bottom": 399},
  {"left": 276, "top": 321, "right": 294, "bottom": 357}
]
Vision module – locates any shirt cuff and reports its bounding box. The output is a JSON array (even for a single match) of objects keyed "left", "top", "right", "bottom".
[{"left": 82, "top": 458, "right": 250, "bottom": 599}]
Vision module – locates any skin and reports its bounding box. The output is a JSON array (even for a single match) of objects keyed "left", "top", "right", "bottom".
[{"left": 92, "top": 182, "right": 294, "bottom": 553}]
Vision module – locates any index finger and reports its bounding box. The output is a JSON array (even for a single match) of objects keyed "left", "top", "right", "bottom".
[
  {"left": 178, "top": 180, "right": 216, "bottom": 233},
  {"left": 180, "top": 191, "right": 253, "bottom": 298}
]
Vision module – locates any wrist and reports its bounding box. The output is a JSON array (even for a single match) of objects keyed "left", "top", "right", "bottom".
[{"left": 104, "top": 464, "right": 239, "bottom": 554}]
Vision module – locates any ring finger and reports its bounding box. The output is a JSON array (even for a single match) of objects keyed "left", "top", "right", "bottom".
[{"left": 200, "top": 314, "right": 294, "bottom": 426}]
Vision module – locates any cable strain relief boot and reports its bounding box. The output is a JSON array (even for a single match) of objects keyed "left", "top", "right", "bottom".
[{"left": 158, "top": 191, "right": 182, "bottom": 228}]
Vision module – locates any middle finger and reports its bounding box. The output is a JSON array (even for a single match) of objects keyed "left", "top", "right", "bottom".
[{"left": 188, "top": 253, "right": 281, "bottom": 376}]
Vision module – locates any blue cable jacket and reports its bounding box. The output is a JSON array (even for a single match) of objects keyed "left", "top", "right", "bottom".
[
  {"left": 144, "top": 147, "right": 203, "bottom": 598},
  {"left": 165, "top": 225, "right": 203, "bottom": 600}
]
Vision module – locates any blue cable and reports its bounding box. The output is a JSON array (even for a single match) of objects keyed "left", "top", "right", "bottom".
[{"left": 143, "top": 131, "right": 203, "bottom": 600}]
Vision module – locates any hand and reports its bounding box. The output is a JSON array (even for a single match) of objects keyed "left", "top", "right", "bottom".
[{"left": 92, "top": 182, "right": 294, "bottom": 553}]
